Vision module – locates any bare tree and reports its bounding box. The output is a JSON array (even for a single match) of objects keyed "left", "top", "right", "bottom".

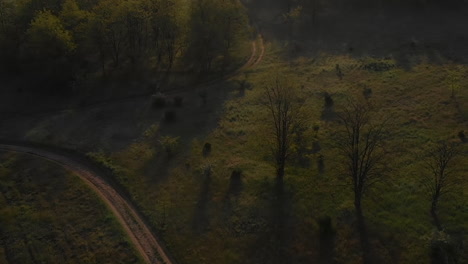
[
  {"left": 335, "top": 99, "right": 388, "bottom": 264},
  {"left": 336, "top": 100, "right": 388, "bottom": 219},
  {"left": 264, "top": 77, "right": 303, "bottom": 181},
  {"left": 425, "top": 141, "right": 460, "bottom": 231}
]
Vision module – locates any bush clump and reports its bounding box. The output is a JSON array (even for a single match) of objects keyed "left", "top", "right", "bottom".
[
  {"left": 363, "top": 62, "right": 395, "bottom": 72},
  {"left": 458, "top": 130, "right": 466, "bottom": 142},
  {"left": 152, "top": 93, "right": 167, "bottom": 108},
  {"left": 324, "top": 92, "right": 334, "bottom": 108},
  {"left": 164, "top": 110, "right": 176, "bottom": 123},
  {"left": 362, "top": 87, "right": 373, "bottom": 99},
  {"left": 202, "top": 143, "right": 212, "bottom": 156},
  {"left": 173, "top": 96, "right": 183, "bottom": 107}
]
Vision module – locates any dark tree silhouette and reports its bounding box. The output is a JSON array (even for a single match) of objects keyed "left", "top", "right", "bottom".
[
  {"left": 335, "top": 99, "right": 388, "bottom": 264},
  {"left": 425, "top": 141, "right": 460, "bottom": 231},
  {"left": 336, "top": 100, "right": 388, "bottom": 219},
  {"left": 264, "top": 77, "right": 303, "bottom": 181}
]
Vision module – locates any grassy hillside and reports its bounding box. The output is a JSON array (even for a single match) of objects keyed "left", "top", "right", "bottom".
[
  {"left": 0, "top": 152, "right": 142, "bottom": 264},
  {"left": 74, "top": 40, "right": 467, "bottom": 264},
  {"left": 0, "top": 3, "right": 467, "bottom": 264}
]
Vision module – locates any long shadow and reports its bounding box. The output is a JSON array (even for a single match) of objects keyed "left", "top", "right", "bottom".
[
  {"left": 356, "top": 214, "right": 379, "bottom": 264},
  {"left": 222, "top": 170, "right": 244, "bottom": 221},
  {"left": 270, "top": 177, "right": 294, "bottom": 264},
  {"left": 248, "top": 177, "right": 293, "bottom": 264},
  {"left": 191, "top": 173, "right": 212, "bottom": 234},
  {"left": 318, "top": 216, "right": 336, "bottom": 264}
]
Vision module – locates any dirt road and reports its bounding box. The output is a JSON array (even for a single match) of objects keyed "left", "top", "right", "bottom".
[{"left": 0, "top": 143, "right": 173, "bottom": 264}]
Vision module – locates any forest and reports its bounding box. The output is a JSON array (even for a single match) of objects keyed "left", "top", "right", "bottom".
[{"left": 0, "top": 0, "right": 467, "bottom": 264}]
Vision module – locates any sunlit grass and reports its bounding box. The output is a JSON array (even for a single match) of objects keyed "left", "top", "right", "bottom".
[
  {"left": 0, "top": 152, "right": 143, "bottom": 264},
  {"left": 86, "top": 42, "right": 468, "bottom": 264}
]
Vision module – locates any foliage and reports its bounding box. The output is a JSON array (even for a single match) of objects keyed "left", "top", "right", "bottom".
[
  {"left": 0, "top": 0, "right": 250, "bottom": 88},
  {"left": 25, "top": 10, "right": 76, "bottom": 58},
  {"left": 186, "top": 0, "right": 248, "bottom": 72}
]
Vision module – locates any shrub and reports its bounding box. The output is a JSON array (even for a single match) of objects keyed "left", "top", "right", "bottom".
[
  {"left": 231, "top": 169, "right": 242, "bottom": 180},
  {"left": 335, "top": 64, "right": 343, "bottom": 80},
  {"left": 198, "top": 90, "right": 207, "bottom": 106},
  {"left": 152, "top": 93, "right": 166, "bottom": 108},
  {"left": 202, "top": 143, "right": 212, "bottom": 156},
  {"left": 163, "top": 110, "right": 176, "bottom": 123},
  {"left": 229, "top": 169, "right": 243, "bottom": 196},
  {"left": 173, "top": 96, "right": 183, "bottom": 107},
  {"left": 324, "top": 92, "right": 334, "bottom": 108},
  {"left": 362, "top": 87, "right": 373, "bottom": 99},
  {"left": 458, "top": 130, "right": 466, "bottom": 142},
  {"left": 317, "top": 154, "right": 324, "bottom": 173},
  {"left": 363, "top": 62, "right": 395, "bottom": 72}
]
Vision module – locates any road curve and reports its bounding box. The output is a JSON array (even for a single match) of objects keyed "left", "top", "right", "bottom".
[{"left": 0, "top": 143, "right": 173, "bottom": 264}]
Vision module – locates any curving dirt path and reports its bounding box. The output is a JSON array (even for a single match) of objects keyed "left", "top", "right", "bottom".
[{"left": 0, "top": 143, "right": 173, "bottom": 264}]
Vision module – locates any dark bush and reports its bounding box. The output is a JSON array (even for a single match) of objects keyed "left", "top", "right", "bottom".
[
  {"left": 231, "top": 169, "right": 242, "bottom": 180},
  {"left": 173, "top": 96, "right": 183, "bottom": 107},
  {"left": 229, "top": 169, "right": 243, "bottom": 196},
  {"left": 335, "top": 64, "right": 343, "bottom": 80},
  {"left": 198, "top": 90, "right": 207, "bottom": 106},
  {"left": 152, "top": 93, "right": 166, "bottom": 108},
  {"left": 202, "top": 143, "right": 212, "bottom": 156},
  {"left": 317, "top": 154, "right": 325, "bottom": 173},
  {"left": 363, "top": 62, "right": 395, "bottom": 72},
  {"left": 164, "top": 110, "right": 176, "bottom": 123},
  {"left": 324, "top": 92, "right": 334, "bottom": 108},
  {"left": 363, "top": 87, "right": 373, "bottom": 99},
  {"left": 458, "top": 131, "right": 466, "bottom": 142},
  {"left": 313, "top": 124, "right": 320, "bottom": 133}
]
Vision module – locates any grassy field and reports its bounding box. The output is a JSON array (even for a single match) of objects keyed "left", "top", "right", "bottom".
[
  {"left": 1, "top": 6, "right": 467, "bottom": 264},
  {"left": 0, "top": 152, "right": 143, "bottom": 264},
  {"left": 86, "top": 40, "right": 468, "bottom": 264}
]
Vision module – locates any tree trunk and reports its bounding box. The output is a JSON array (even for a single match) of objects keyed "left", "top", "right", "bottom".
[
  {"left": 355, "top": 195, "right": 363, "bottom": 220},
  {"left": 276, "top": 165, "right": 285, "bottom": 180},
  {"left": 431, "top": 199, "right": 442, "bottom": 231}
]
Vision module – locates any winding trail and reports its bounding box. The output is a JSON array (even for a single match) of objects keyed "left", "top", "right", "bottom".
[
  {"left": 0, "top": 35, "right": 265, "bottom": 264},
  {"left": 0, "top": 143, "right": 172, "bottom": 264}
]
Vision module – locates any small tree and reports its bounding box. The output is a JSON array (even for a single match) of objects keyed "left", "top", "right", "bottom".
[
  {"left": 335, "top": 100, "right": 388, "bottom": 220},
  {"left": 264, "top": 76, "right": 303, "bottom": 181},
  {"left": 424, "top": 141, "right": 460, "bottom": 231},
  {"left": 335, "top": 99, "right": 389, "bottom": 264}
]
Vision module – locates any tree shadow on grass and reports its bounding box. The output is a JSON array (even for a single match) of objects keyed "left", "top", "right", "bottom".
[
  {"left": 142, "top": 154, "right": 172, "bottom": 185},
  {"left": 191, "top": 173, "right": 212, "bottom": 234},
  {"left": 248, "top": 177, "right": 294, "bottom": 264},
  {"left": 317, "top": 216, "right": 336, "bottom": 264},
  {"left": 222, "top": 170, "right": 244, "bottom": 221},
  {"left": 356, "top": 214, "right": 385, "bottom": 264}
]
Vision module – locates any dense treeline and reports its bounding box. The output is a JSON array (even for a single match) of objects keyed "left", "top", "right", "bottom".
[{"left": 0, "top": 0, "right": 249, "bottom": 90}]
